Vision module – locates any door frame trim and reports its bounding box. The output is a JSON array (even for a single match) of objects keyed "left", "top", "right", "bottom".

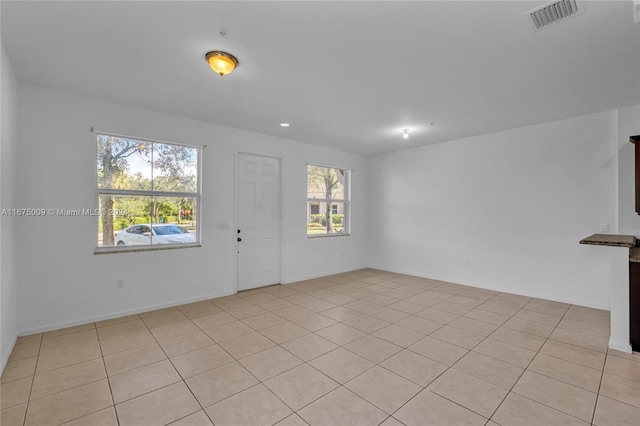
[{"left": 234, "top": 150, "right": 284, "bottom": 293}]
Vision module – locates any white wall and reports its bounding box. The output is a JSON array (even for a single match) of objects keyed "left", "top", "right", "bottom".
[
  {"left": 10, "top": 83, "right": 639, "bottom": 336},
  {"left": 1, "top": 41, "right": 19, "bottom": 371},
  {"left": 15, "top": 84, "right": 367, "bottom": 335},
  {"left": 367, "top": 111, "right": 621, "bottom": 309}
]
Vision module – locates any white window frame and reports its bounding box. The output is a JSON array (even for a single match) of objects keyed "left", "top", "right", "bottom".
[
  {"left": 306, "top": 163, "right": 351, "bottom": 238},
  {"left": 94, "top": 131, "right": 202, "bottom": 253}
]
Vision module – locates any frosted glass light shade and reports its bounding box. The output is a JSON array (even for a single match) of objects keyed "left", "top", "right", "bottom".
[{"left": 205, "top": 51, "right": 238, "bottom": 76}]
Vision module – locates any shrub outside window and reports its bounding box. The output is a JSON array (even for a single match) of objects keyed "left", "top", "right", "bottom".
[
  {"left": 96, "top": 133, "right": 200, "bottom": 251},
  {"left": 307, "top": 164, "right": 350, "bottom": 237}
]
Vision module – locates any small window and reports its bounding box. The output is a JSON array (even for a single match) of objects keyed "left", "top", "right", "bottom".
[
  {"left": 307, "top": 164, "right": 350, "bottom": 237},
  {"left": 96, "top": 133, "right": 201, "bottom": 251}
]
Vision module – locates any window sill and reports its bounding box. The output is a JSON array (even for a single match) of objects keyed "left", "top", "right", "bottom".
[
  {"left": 307, "top": 233, "right": 351, "bottom": 239},
  {"left": 94, "top": 243, "right": 201, "bottom": 255}
]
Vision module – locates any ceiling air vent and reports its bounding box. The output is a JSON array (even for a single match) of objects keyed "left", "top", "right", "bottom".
[{"left": 527, "top": 0, "right": 585, "bottom": 30}]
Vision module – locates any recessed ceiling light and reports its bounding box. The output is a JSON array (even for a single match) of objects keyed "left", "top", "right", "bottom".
[
  {"left": 280, "top": 123, "right": 290, "bottom": 128},
  {"left": 402, "top": 129, "right": 410, "bottom": 139}
]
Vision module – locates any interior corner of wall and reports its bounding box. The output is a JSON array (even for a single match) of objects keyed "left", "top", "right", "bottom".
[{"left": 1, "top": 335, "right": 17, "bottom": 377}]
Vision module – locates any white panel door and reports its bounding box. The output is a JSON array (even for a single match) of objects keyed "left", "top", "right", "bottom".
[{"left": 237, "top": 153, "right": 281, "bottom": 291}]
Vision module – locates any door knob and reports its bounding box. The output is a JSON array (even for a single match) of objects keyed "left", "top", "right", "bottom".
[{"left": 237, "top": 237, "right": 242, "bottom": 242}]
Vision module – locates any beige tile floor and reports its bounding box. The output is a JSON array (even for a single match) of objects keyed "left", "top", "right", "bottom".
[{"left": 1, "top": 269, "right": 639, "bottom": 426}]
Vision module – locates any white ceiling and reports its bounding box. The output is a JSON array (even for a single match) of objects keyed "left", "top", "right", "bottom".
[{"left": 2, "top": 1, "right": 639, "bottom": 155}]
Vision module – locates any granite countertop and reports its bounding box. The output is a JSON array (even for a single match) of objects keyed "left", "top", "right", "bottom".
[
  {"left": 579, "top": 234, "right": 636, "bottom": 248},
  {"left": 630, "top": 247, "right": 640, "bottom": 263}
]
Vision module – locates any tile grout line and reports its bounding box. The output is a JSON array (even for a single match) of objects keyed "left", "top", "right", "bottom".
[
  {"left": 170, "top": 298, "right": 318, "bottom": 424},
  {"left": 483, "top": 297, "right": 568, "bottom": 423},
  {"left": 169, "top": 303, "right": 224, "bottom": 424},
  {"left": 350, "top": 287, "right": 519, "bottom": 424},
  {"left": 95, "top": 323, "right": 120, "bottom": 426},
  {"left": 491, "top": 301, "right": 600, "bottom": 425},
  {"left": 241, "top": 277, "right": 448, "bottom": 423},
  {"left": 324, "top": 276, "right": 616, "bottom": 422},
  {"left": 189, "top": 289, "right": 351, "bottom": 424},
  {"left": 591, "top": 349, "right": 609, "bottom": 426},
  {"left": 20, "top": 332, "right": 43, "bottom": 426},
  {"left": 381, "top": 289, "right": 576, "bottom": 423},
  {"left": 141, "top": 310, "right": 214, "bottom": 425},
  {"left": 27, "top": 324, "right": 112, "bottom": 426},
  {"left": 346, "top": 280, "right": 514, "bottom": 421},
  {"left": 384, "top": 290, "right": 522, "bottom": 423},
  {"left": 94, "top": 313, "right": 202, "bottom": 422}
]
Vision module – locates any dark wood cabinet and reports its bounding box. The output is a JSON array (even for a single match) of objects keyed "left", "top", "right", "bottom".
[
  {"left": 628, "top": 136, "right": 640, "bottom": 350},
  {"left": 629, "top": 258, "right": 640, "bottom": 351},
  {"left": 630, "top": 135, "right": 640, "bottom": 214}
]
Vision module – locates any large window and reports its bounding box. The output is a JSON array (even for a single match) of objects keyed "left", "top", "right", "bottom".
[
  {"left": 96, "top": 133, "right": 200, "bottom": 251},
  {"left": 307, "top": 164, "right": 350, "bottom": 237}
]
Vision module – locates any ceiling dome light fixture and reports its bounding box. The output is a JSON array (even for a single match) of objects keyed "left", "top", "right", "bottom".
[
  {"left": 402, "top": 129, "right": 410, "bottom": 139},
  {"left": 280, "top": 123, "right": 291, "bottom": 128},
  {"left": 205, "top": 51, "right": 238, "bottom": 76}
]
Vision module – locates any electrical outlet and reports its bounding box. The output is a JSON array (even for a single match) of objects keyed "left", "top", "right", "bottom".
[
  {"left": 116, "top": 280, "right": 124, "bottom": 289},
  {"left": 600, "top": 223, "right": 609, "bottom": 232}
]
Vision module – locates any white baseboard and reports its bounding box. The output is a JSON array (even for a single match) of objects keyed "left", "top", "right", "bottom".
[
  {"left": 366, "top": 264, "right": 610, "bottom": 311},
  {"left": 609, "top": 338, "right": 633, "bottom": 354},
  {"left": 16, "top": 265, "right": 367, "bottom": 336},
  {"left": 17, "top": 290, "right": 236, "bottom": 336},
  {"left": 282, "top": 265, "right": 366, "bottom": 284}
]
